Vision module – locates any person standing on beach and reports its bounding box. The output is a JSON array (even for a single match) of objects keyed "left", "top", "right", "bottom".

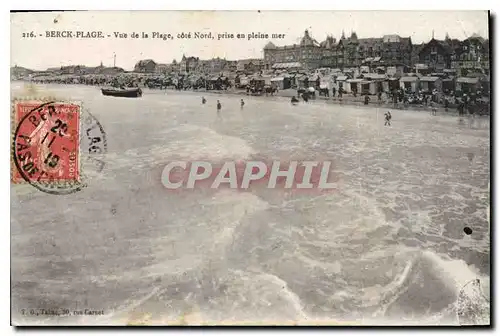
[
  {"left": 430, "top": 101, "right": 437, "bottom": 116},
  {"left": 384, "top": 111, "right": 392, "bottom": 126},
  {"left": 364, "top": 95, "right": 370, "bottom": 105},
  {"left": 240, "top": 99, "right": 245, "bottom": 109},
  {"left": 202, "top": 96, "right": 206, "bottom": 104},
  {"left": 217, "top": 100, "right": 222, "bottom": 119}
]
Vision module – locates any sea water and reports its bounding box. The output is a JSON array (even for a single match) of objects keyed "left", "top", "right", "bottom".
[{"left": 11, "top": 83, "right": 490, "bottom": 325}]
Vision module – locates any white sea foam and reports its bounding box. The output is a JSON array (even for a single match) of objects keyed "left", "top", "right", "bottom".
[
  {"left": 422, "top": 251, "right": 489, "bottom": 299},
  {"left": 367, "top": 249, "right": 490, "bottom": 325},
  {"left": 105, "top": 125, "right": 257, "bottom": 175},
  {"left": 11, "top": 85, "right": 490, "bottom": 326},
  {"left": 154, "top": 124, "right": 257, "bottom": 160}
]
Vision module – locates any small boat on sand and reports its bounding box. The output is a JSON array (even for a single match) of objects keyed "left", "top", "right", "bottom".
[{"left": 101, "top": 87, "right": 142, "bottom": 98}]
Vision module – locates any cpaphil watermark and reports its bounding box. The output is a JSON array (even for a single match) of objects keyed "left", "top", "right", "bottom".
[{"left": 161, "top": 160, "right": 338, "bottom": 192}]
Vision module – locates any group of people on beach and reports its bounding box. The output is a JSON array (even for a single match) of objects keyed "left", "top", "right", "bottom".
[
  {"left": 201, "top": 95, "right": 395, "bottom": 127},
  {"left": 202, "top": 96, "right": 245, "bottom": 119}
]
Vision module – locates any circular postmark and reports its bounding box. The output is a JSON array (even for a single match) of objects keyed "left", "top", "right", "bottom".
[{"left": 12, "top": 100, "right": 107, "bottom": 195}]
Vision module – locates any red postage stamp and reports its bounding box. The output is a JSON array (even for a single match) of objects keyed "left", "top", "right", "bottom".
[{"left": 12, "top": 101, "right": 81, "bottom": 184}]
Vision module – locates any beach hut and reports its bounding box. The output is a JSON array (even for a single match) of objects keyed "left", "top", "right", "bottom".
[
  {"left": 333, "top": 75, "right": 348, "bottom": 92},
  {"left": 262, "top": 75, "right": 272, "bottom": 86},
  {"left": 249, "top": 74, "right": 271, "bottom": 89},
  {"left": 346, "top": 78, "right": 363, "bottom": 94},
  {"left": 399, "top": 76, "right": 420, "bottom": 93},
  {"left": 456, "top": 77, "right": 480, "bottom": 94},
  {"left": 360, "top": 74, "right": 386, "bottom": 94},
  {"left": 296, "top": 74, "right": 309, "bottom": 88},
  {"left": 420, "top": 76, "right": 443, "bottom": 93},
  {"left": 384, "top": 77, "right": 400, "bottom": 93},
  {"left": 270, "top": 76, "right": 285, "bottom": 89},
  {"left": 358, "top": 80, "right": 375, "bottom": 95}
]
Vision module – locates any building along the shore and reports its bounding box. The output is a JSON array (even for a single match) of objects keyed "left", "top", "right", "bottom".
[
  {"left": 263, "top": 30, "right": 413, "bottom": 71},
  {"left": 263, "top": 30, "right": 324, "bottom": 70},
  {"left": 450, "top": 34, "right": 490, "bottom": 77},
  {"left": 134, "top": 59, "right": 157, "bottom": 73}
]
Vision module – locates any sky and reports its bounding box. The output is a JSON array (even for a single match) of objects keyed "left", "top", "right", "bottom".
[{"left": 11, "top": 11, "right": 489, "bottom": 71}]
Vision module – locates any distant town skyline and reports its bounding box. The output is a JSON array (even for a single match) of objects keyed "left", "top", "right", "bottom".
[{"left": 11, "top": 11, "right": 489, "bottom": 71}]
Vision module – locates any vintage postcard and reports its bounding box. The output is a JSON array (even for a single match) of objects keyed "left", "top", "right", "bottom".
[{"left": 10, "top": 10, "right": 491, "bottom": 326}]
